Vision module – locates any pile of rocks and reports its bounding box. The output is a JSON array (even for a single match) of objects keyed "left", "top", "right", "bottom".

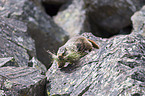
[{"left": 0, "top": 0, "right": 145, "bottom": 95}]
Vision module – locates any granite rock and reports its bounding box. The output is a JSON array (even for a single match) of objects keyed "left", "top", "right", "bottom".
[
  {"left": 0, "top": 17, "right": 35, "bottom": 67},
  {"left": 0, "top": 17, "right": 47, "bottom": 96},
  {"left": 84, "top": 0, "right": 145, "bottom": 37},
  {"left": 54, "top": 0, "right": 145, "bottom": 38},
  {"left": 0, "top": 66, "right": 46, "bottom": 96},
  {"left": 131, "top": 5, "right": 145, "bottom": 36},
  {"left": 42, "top": 0, "right": 71, "bottom": 5},
  {"left": 54, "top": 0, "right": 89, "bottom": 37},
  {"left": 0, "top": 0, "right": 69, "bottom": 68}
]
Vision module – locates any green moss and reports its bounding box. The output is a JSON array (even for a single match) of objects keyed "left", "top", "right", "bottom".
[{"left": 66, "top": 52, "right": 83, "bottom": 62}]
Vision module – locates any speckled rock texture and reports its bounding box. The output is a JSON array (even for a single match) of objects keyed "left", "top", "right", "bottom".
[
  {"left": 54, "top": 0, "right": 145, "bottom": 37},
  {"left": 29, "top": 57, "right": 47, "bottom": 75},
  {"left": 0, "top": 67, "right": 46, "bottom": 96},
  {"left": 131, "top": 5, "right": 145, "bottom": 36},
  {"left": 84, "top": 0, "right": 145, "bottom": 37},
  {"left": 0, "top": 17, "right": 35, "bottom": 67},
  {"left": 0, "top": 0, "right": 145, "bottom": 96},
  {"left": 0, "top": 57, "right": 18, "bottom": 67},
  {"left": 46, "top": 5, "right": 145, "bottom": 95},
  {"left": 0, "top": 0, "right": 69, "bottom": 68},
  {"left": 54, "top": 0, "right": 88, "bottom": 37},
  {"left": 42, "top": 0, "right": 71, "bottom": 5},
  {"left": 0, "top": 16, "right": 47, "bottom": 95},
  {"left": 46, "top": 32, "right": 145, "bottom": 96}
]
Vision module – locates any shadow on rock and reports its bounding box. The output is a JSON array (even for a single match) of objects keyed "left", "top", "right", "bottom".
[{"left": 60, "top": 61, "right": 81, "bottom": 73}]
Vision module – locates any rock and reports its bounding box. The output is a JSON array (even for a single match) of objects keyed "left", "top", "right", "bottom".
[
  {"left": 131, "top": 5, "right": 145, "bottom": 36},
  {"left": 54, "top": 0, "right": 145, "bottom": 37},
  {"left": 0, "top": 90, "right": 5, "bottom": 96},
  {"left": 0, "top": 66, "right": 46, "bottom": 96},
  {"left": 85, "top": 0, "right": 145, "bottom": 37},
  {"left": 0, "top": 57, "right": 18, "bottom": 67},
  {"left": 46, "top": 33, "right": 145, "bottom": 95},
  {"left": 0, "top": 0, "right": 69, "bottom": 68},
  {"left": 54, "top": 0, "right": 89, "bottom": 37},
  {"left": 29, "top": 57, "right": 47, "bottom": 75},
  {"left": 42, "top": 0, "right": 71, "bottom": 5},
  {"left": 0, "top": 17, "right": 36, "bottom": 67}
]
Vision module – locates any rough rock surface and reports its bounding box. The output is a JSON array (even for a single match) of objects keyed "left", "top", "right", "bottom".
[
  {"left": 0, "top": 17, "right": 35, "bottom": 67},
  {"left": 46, "top": 32, "right": 145, "bottom": 95},
  {"left": 131, "top": 5, "right": 145, "bottom": 36},
  {"left": 0, "top": 0, "right": 69, "bottom": 68},
  {"left": 42, "top": 0, "right": 71, "bottom": 5},
  {"left": 54, "top": 0, "right": 145, "bottom": 38},
  {"left": 0, "top": 67, "right": 46, "bottom": 96},
  {"left": 0, "top": 57, "right": 18, "bottom": 67},
  {"left": 84, "top": 0, "right": 145, "bottom": 37},
  {"left": 0, "top": 0, "right": 145, "bottom": 96},
  {"left": 29, "top": 57, "right": 47, "bottom": 75},
  {"left": 54, "top": 0, "right": 89, "bottom": 37}
]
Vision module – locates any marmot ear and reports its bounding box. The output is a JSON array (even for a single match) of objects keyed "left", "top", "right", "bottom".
[{"left": 87, "top": 39, "right": 99, "bottom": 49}]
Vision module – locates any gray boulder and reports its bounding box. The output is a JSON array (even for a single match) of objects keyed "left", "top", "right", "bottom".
[
  {"left": 84, "top": 0, "right": 145, "bottom": 37},
  {"left": 54, "top": 0, "right": 89, "bottom": 37},
  {"left": 0, "top": 66, "right": 46, "bottom": 96},
  {"left": 0, "top": 17, "right": 35, "bottom": 67},
  {"left": 54, "top": 0, "right": 145, "bottom": 37},
  {"left": 0, "top": 0, "right": 69, "bottom": 68},
  {"left": 42, "top": 0, "right": 71, "bottom": 5},
  {"left": 46, "top": 32, "right": 145, "bottom": 95},
  {"left": 0, "top": 16, "right": 47, "bottom": 95},
  {"left": 131, "top": 5, "right": 145, "bottom": 36}
]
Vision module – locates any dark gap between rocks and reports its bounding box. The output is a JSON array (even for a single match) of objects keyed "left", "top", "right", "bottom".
[
  {"left": 91, "top": 23, "right": 133, "bottom": 38},
  {"left": 132, "top": 93, "right": 141, "bottom": 96},
  {"left": 42, "top": 3, "right": 62, "bottom": 17}
]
